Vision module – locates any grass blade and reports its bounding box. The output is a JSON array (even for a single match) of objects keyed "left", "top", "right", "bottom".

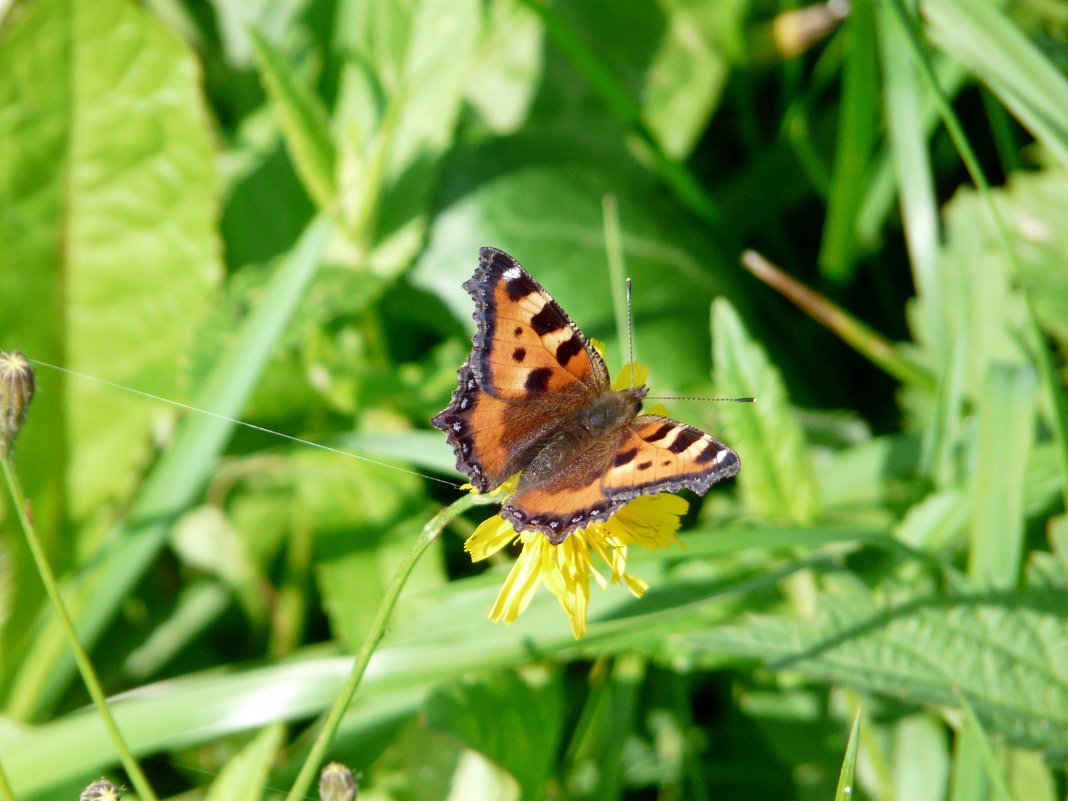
[{"left": 835, "top": 710, "right": 862, "bottom": 801}]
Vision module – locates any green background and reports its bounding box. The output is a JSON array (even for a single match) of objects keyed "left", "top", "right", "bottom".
[{"left": 1, "top": 0, "right": 1067, "bottom": 798}]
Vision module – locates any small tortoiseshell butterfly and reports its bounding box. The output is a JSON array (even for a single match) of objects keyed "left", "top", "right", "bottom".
[{"left": 433, "top": 248, "right": 740, "bottom": 544}]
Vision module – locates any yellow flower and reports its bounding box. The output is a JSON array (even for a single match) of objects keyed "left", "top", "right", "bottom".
[
  {"left": 462, "top": 360, "right": 690, "bottom": 637},
  {"left": 465, "top": 493, "right": 688, "bottom": 638}
]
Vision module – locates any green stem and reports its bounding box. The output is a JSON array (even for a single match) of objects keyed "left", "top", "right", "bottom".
[
  {"left": 741, "top": 250, "right": 937, "bottom": 392},
  {"left": 284, "top": 491, "right": 493, "bottom": 801},
  {"left": 0, "top": 456, "right": 159, "bottom": 801}
]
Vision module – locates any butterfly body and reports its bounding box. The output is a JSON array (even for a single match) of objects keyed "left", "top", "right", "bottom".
[{"left": 433, "top": 248, "right": 740, "bottom": 545}]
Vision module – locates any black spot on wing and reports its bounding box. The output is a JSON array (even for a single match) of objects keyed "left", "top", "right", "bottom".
[
  {"left": 696, "top": 440, "right": 724, "bottom": 464},
  {"left": 637, "top": 460, "right": 653, "bottom": 470},
  {"left": 613, "top": 447, "right": 638, "bottom": 467},
  {"left": 643, "top": 423, "right": 675, "bottom": 443},
  {"left": 530, "top": 304, "right": 567, "bottom": 336},
  {"left": 512, "top": 347, "right": 526, "bottom": 363},
  {"left": 555, "top": 334, "right": 583, "bottom": 366},
  {"left": 506, "top": 272, "right": 539, "bottom": 301},
  {"left": 513, "top": 326, "right": 523, "bottom": 336},
  {"left": 524, "top": 367, "right": 553, "bottom": 393},
  {"left": 668, "top": 427, "right": 702, "bottom": 453}
]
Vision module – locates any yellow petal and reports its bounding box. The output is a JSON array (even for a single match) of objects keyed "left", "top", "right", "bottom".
[
  {"left": 611, "top": 361, "right": 649, "bottom": 391},
  {"left": 623, "top": 573, "right": 648, "bottom": 598},
  {"left": 606, "top": 494, "right": 687, "bottom": 549},
  {"left": 489, "top": 536, "right": 546, "bottom": 623},
  {"left": 465, "top": 515, "right": 518, "bottom": 561}
]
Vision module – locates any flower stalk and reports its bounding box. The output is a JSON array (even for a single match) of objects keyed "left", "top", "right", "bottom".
[
  {"left": 0, "top": 354, "right": 159, "bottom": 801},
  {"left": 284, "top": 490, "right": 494, "bottom": 801}
]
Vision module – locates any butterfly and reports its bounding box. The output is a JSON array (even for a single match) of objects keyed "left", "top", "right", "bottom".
[{"left": 432, "top": 248, "right": 740, "bottom": 545}]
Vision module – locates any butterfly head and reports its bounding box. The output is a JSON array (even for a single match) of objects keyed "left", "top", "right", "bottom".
[{"left": 575, "top": 385, "right": 648, "bottom": 436}]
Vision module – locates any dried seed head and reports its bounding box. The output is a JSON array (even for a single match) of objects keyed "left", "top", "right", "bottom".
[
  {"left": 319, "top": 762, "right": 358, "bottom": 801},
  {"left": 0, "top": 351, "right": 35, "bottom": 456},
  {"left": 80, "top": 778, "right": 121, "bottom": 801}
]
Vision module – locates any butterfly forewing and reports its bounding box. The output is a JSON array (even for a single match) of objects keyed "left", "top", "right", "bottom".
[{"left": 469, "top": 248, "right": 610, "bottom": 399}]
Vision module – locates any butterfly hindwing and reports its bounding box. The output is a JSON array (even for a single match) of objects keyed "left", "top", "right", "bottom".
[
  {"left": 502, "top": 415, "right": 739, "bottom": 542},
  {"left": 601, "top": 415, "right": 740, "bottom": 501}
]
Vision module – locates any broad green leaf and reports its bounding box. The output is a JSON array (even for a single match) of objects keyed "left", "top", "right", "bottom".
[
  {"left": 7, "top": 218, "right": 332, "bottom": 719},
  {"left": 0, "top": 0, "right": 220, "bottom": 517},
  {"left": 250, "top": 30, "right": 337, "bottom": 209},
  {"left": 0, "top": 0, "right": 219, "bottom": 699},
  {"left": 675, "top": 586, "right": 1068, "bottom": 756},
  {"left": 204, "top": 723, "right": 285, "bottom": 801},
  {"left": 426, "top": 672, "right": 563, "bottom": 801},
  {"left": 712, "top": 299, "right": 820, "bottom": 522},
  {"left": 923, "top": 0, "right": 1068, "bottom": 170}
]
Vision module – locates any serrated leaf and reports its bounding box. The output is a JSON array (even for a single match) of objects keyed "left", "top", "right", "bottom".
[
  {"left": 204, "top": 723, "right": 284, "bottom": 801},
  {"left": 426, "top": 672, "right": 563, "bottom": 801},
  {"left": 712, "top": 298, "right": 820, "bottom": 522},
  {"left": 250, "top": 29, "right": 337, "bottom": 209},
  {"left": 675, "top": 587, "right": 1068, "bottom": 757}
]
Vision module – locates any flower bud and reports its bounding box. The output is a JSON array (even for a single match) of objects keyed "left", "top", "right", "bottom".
[
  {"left": 319, "top": 762, "right": 358, "bottom": 801},
  {"left": 0, "top": 351, "right": 35, "bottom": 456},
  {"left": 773, "top": 0, "right": 850, "bottom": 59},
  {"left": 80, "top": 778, "right": 121, "bottom": 801}
]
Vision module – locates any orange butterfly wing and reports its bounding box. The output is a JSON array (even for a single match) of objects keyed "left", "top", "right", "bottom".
[
  {"left": 503, "top": 416, "right": 739, "bottom": 544},
  {"left": 432, "top": 248, "right": 610, "bottom": 491},
  {"left": 434, "top": 248, "right": 741, "bottom": 543}
]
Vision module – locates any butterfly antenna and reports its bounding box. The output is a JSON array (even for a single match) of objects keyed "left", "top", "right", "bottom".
[
  {"left": 647, "top": 395, "right": 756, "bottom": 403},
  {"left": 626, "top": 277, "right": 636, "bottom": 389}
]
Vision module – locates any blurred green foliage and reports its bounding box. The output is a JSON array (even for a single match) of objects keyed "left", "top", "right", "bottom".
[{"left": 1, "top": 0, "right": 1067, "bottom": 798}]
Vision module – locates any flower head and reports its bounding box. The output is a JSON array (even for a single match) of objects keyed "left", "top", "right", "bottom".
[
  {"left": 0, "top": 351, "right": 35, "bottom": 456},
  {"left": 466, "top": 492, "right": 688, "bottom": 638}
]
